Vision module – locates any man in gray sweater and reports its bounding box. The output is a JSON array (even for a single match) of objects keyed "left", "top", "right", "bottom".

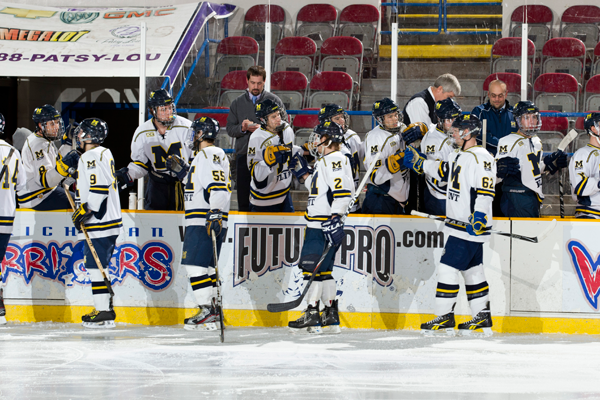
[{"left": 226, "top": 66, "right": 286, "bottom": 211}]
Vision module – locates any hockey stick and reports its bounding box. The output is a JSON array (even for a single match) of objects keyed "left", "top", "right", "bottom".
[
  {"left": 0, "top": 147, "right": 15, "bottom": 184},
  {"left": 63, "top": 186, "right": 115, "bottom": 305},
  {"left": 554, "top": 129, "right": 577, "bottom": 218},
  {"left": 211, "top": 231, "right": 225, "bottom": 343},
  {"left": 411, "top": 210, "right": 557, "bottom": 243},
  {"left": 267, "top": 152, "right": 382, "bottom": 313}
]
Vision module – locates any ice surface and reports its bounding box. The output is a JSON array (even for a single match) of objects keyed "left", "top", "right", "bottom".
[{"left": 0, "top": 323, "right": 599, "bottom": 399}]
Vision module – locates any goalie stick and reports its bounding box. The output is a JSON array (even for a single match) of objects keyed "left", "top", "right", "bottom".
[
  {"left": 267, "top": 152, "right": 382, "bottom": 313},
  {"left": 211, "top": 231, "right": 225, "bottom": 343},
  {"left": 0, "top": 147, "right": 15, "bottom": 183},
  {"left": 63, "top": 185, "right": 115, "bottom": 306},
  {"left": 411, "top": 211, "right": 557, "bottom": 243}
]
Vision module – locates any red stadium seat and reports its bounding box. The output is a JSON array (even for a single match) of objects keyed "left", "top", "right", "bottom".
[
  {"left": 273, "top": 36, "right": 318, "bottom": 79},
  {"left": 319, "top": 36, "right": 364, "bottom": 102},
  {"left": 510, "top": 5, "right": 553, "bottom": 57},
  {"left": 534, "top": 73, "right": 580, "bottom": 113},
  {"left": 584, "top": 75, "right": 600, "bottom": 111},
  {"left": 337, "top": 5, "right": 380, "bottom": 67},
  {"left": 490, "top": 37, "right": 535, "bottom": 80},
  {"left": 308, "top": 71, "right": 354, "bottom": 110},
  {"left": 217, "top": 70, "right": 248, "bottom": 107},
  {"left": 540, "top": 113, "right": 569, "bottom": 135},
  {"left": 481, "top": 72, "right": 525, "bottom": 105},
  {"left": 243, "top": 5, "right": 285, "bottom": 53},
  {"left": 292, "top": 108, "right": 320, "bottom": 146},
  {"left": 295, "top": 4, "right": 338, "bottom": 50},
  {"left": 271, "top": 71, "right": 309, "bottom": 110},
  {"left": 194, "top": 107, "right": 229, "bottom": 128},
  {"left": 594, "top": 42, "right": 600, "bottom": 76},
  {"left": 541, "top": 38, "right": 586, "bottom": 84},
  {"left": 559, "top": 6, "right": 600, "bottom": 55},
  {"left": 214, "top": 36, "right": 259, "bottom": 81}
]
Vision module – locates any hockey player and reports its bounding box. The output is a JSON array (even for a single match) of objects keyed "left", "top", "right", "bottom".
[
  {"left": 116, "top": 89, "right": 193, "bottom": 211},
  {"left": 362, "top": 98, "right": 427, "bottom": 214},
  {"left": 17, "top": 105, "right": 79, "bottom": 210},
  {"left": 420, "top": 98, "right": 462, "bottom": 216},
  {"left": 71, "top": 118, "right": 122, "bottom": 329},
  {"left": 288, "top": 121, "right": 355, "bottom": 334},
  {"left": 569, "top": 112, "right": 600, "bottom": 219},
  {"left": 0, "top": 113, "right": 27, "bottom": 325},
  {"left": 495, "top": 101, "right": 568, "bottom": 217},
  {"left": 318, "top": 104, "right": 364, "bottom": 212},
  {"left": 247, "top": 99, "right": 302, "bottom": 212},
  {"left": 177, "top": 117, "right": 231, "bottom": 331},
  {"left": 404, "top": 114, "right": 496, "bottom": 336}
]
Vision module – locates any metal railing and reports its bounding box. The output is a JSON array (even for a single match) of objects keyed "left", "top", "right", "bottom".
[{"left": 381, "top": 0, "right": 501, "bottom": 36}]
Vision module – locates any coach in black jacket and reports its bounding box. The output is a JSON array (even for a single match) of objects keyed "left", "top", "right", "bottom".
[{"left": 226, "top": 66, "right": 285, "bottom": 211}]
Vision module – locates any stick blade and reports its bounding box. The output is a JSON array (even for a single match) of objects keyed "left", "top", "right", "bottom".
[
  {"left": 267, "top": 298, "right": 302, "bottom": 313},
  {"left": 558, "top": 129, "right": 578, "bottom": 152},
  {"left": 537, "top": 219, "right": 557, "bottom": 243}
]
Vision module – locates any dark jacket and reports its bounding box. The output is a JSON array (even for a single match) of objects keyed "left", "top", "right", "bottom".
[
  {"left": 471, "top": 100, "right": 518, "bottom": 155},
  {"left": 402, "top": 88, "right": 437, "bottom": 126},
  {"left": 226, "top": 90, "right": 285, "bottom": 156}
]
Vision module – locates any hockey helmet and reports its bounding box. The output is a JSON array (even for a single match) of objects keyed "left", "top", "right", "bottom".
[
  {"left": 513, "top": 100, "right": 541, "bottom": 135},
  {"left": 584, "top": 112, "right": 600, "bottom": 137},
  {"left": 318, "top": 104, "right": 350, "bottom": 133},
  {"left": 76, "top": 118, "right": 108, "bottom": 146},
  {"left": 372, "top": 98, "right": 402, "bottom": 133},
  {"left": 0, "top": 113, "right": 4, "bottom": 136},
  {"left": 255, "top": 99, "right": 285, "bottom": 132},
  {"left": 450, "top": 114, "right": 481, "bottom": 148},
  {"left": 32, "top": 104, "right": 64, "bottom": 140},
  {"left": 189, "top": 116, "right": 220, "bottom": 150},
  {"left": 148, "top": 89, "right": 177, "bottom": 128},
  {"left": 308, "top": 121, "right": 345, "bottom": 158}
]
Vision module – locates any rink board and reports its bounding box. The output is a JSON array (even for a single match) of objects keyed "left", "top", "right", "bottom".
[{"left": 2, "top": 211, "right": 600, "bottom": 333}]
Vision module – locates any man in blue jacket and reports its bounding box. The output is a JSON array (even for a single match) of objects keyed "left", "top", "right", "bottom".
[
  {"left": 471, "top": 79, "right": 518, "bottom": 156},
  {"left": 471, "top": 79, "right": 518, "bottom": 217}
]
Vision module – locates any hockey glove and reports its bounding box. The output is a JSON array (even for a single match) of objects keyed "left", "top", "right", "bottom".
[
  {"left": 322, "top": 215, "right": 345, "bottom": 247},
  {"left": 205, "top": 209, "right": 223, "bottom": 237},
  {"left": 72, "top": 202, "right": 93, "bottom": 231},
  {"left": 403, "top": 145, "right": 426, "bottom": 175},
  {"left": 386, "top": 148, "right": 405, "bottom": 174},
  {"left": 61, "top": 122, "right": 79, "bottom": 147},
  {"left": 166, "top": 154, "right": 189, "bottom": 181},
  {"left": 56, "top": 150, "right": 80, "bottom": 177},
  {"left": 289, "top": 154, "right": 312, "bottom": 184},
  {"left": 263, "top": 145, "right": 291, "bottom": 168},
  {"left": 543, "top": 150, "right": 568, "bottom": 175},
  {"left": 467, "top": 211, "right": 488, "bottom": 236},
  {"left": 496, "top": 157, "right": 520, "bottom": 179},
  {"left": 402, "top": 122, "right": 428, "bottom": 146},
  {"left": 115, "top": 167, "right": 134, "bottom": 187}
]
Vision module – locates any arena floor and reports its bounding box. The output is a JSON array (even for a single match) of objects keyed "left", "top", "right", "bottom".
[{"left": 1, "top": 323, "right": 599, "bottom": 399}]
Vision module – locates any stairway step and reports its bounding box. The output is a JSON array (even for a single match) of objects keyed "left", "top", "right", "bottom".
[{"left": 380, "top": 44, "right": 492, "bottom": 58}]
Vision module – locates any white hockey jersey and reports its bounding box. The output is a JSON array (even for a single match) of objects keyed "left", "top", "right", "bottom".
[
  {"left": 496, "top": 133, "right": 545, "bottom": 201},
  {"left": 76, "top": 146, "right": 123, "bottom": 239},
  {"left": 0, "top": 140, "right": 26, "bottom": 234},
  {"left": 127, "top": 116, "right": 193, "bottom": 180},
  {"left": 246, "top": 125, "right": 302, "bottom": 207},
  {"left": 17, "top": 133, "right": 71, "bottom": 208},
  {"left": 184, "top": 145, "right": 231, "bottom": 227},
  {"left": 363, "top": 125, "right": 410, "bottom": 204},
  {"left": 340, "top": 129, "right": 364, "bottom": 212},
  {"left": 421, "top": 125, "right": 454, "bottom": 200},
  {"left": 304, "top": 150, "right": 355, "bottom": 229},
  {"left": 424, "top": 146, "right": 496, "bottom": 243},
  {"left": 569, "top": 143, "right": 600, "bottom": 217}
]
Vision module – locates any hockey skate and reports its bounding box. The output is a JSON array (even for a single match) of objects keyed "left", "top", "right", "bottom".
[
  {"left": 184, "top": 303, "right": 220, "bottom": 331},
  {"left": 81, "top": 309, "right": 116, "bottom": 329},
  {"left": 0, "top": 288, "right": 6, "bottom": 325},
  {"left": 288, "top": 302, "right": 322, "bottom": 334},
  {"left": 420, "top": 305, "right": 456, "bottom": 336},
  {"left": 458, "top": 302, "right": 493, "bottom": 337},
  {"left": 321, "top": 300, "right": 341, "bottom": 334}
]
